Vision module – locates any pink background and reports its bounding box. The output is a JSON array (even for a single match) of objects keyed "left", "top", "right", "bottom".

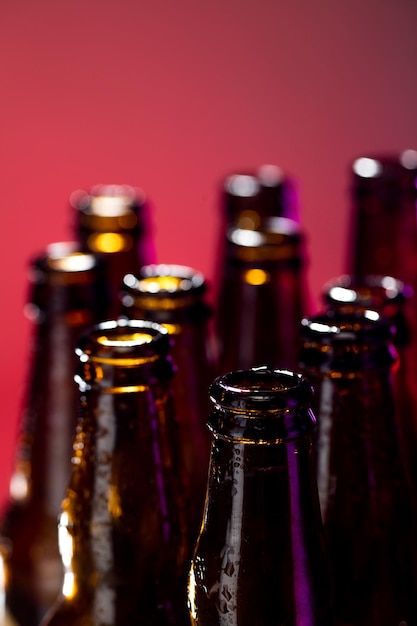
[{"left": 1, "top": 0, "right": 417, "bottom": 505}]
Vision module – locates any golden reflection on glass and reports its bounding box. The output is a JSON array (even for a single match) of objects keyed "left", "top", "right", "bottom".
[
  {"left": 58, "top": 511, "right": 76, "bottom": 599},
  {"left": 236, "top": 209, "right": 260, "bottom": 230},
  {"left": 96, "top": 333, "right": 153, "bottom": 347},
  {"left": 187, "top": 562, "right": 197, "bottom": 620},
  {"left": 108, "top": 485, "right": 122, "bottom": 519},
  {"left": 48, "top": 253, "right": 96, "bottom": 273},
  {"left": 244, "top": 269, "right": 269, "bottom": 286},
  {"left": 87, "top": 232, "right": 132, "bottom": 253}
]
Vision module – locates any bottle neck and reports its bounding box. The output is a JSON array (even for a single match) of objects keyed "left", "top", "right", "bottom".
[
  {"left": 10, "top": 283, "right": 103, "bottom": 512},
  {"left": 190, "top": 432, "right": 330, "bottom": 625},
  {"left": 59, "top": 379, "right": 189, "bottom": 611}
]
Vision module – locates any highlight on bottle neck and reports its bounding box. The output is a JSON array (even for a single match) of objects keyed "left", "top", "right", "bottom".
[
  {"left": 322, "top": 273, "right": 413, "bottom": 347},
  {"left": 323, "top": 273, "right": 411, "bottom": 310},
  {"left": 25, "top": 241, "right": 106, "bottom": 323},
  {"left": 70, "top": 184, "right": 147, "bottom": 254},
  {"left": 351, "top": 150, "right": 417, "bottom": 197},
  {"left": 75, "top": 318, "right": 173, "bottom": 392},
  {"left": 222, "top": 164, "right": 300, "bottom": 225},
  {"left": 299, "top": 309, "right": 397, "bottom": 375},
  {"left": 31, "top": 241, "right": 99, "bottom": 280},
  {"left": 208, "top": 366, "right": 316, "bottom": 443}
]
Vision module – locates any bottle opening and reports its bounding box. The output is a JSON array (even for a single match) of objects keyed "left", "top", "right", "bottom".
[{"left": 76, "top": 319, "right": 170, "bottom": 365}]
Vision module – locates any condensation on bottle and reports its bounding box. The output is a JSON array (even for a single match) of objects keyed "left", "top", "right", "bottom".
[
  {"left": 188, "top": 366, "right": 333, "bottom": 626},
  {"left": 299, "top": 308, "right": 417, "bottom": 625},
  {"left": 0, "top": 242, "right": 110, "bottom": 626},
  {"left": 120, "top": 264, "right": 215, "bottom": 544},
  {"left": 40, "top": 318, "right": 191, "bottom": 626}
]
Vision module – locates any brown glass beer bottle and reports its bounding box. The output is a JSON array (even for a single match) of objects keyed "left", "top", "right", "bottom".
[
  {"left": 347, "top": 150, "right": 417, "bottom": 288},
  {"left": 299, "top": 309, "right": 417, "bottom": 625},
  {"left": 0, "top": 242, "right": 109, "bottom": 626},
  {"left": 214, "top": 168, "right": 310, "bottom": 375},
  {"left": 188, "top": 366, "right": 333, "bottom": 626},
  {"left": 71, "top": 183, "right": 156, "bottom": 316},
  {"left": 41, "top": 318, "right": 191, "bottom": 626},
  {"left": 120, "top": 264, "right": 214, "bottom": 543},
  {"left": 322, "top": 273, "right": 417, "bottom": 499}
]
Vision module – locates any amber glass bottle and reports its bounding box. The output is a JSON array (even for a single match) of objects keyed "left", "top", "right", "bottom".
[
  {"left": 120, "top": 264, "right": 214, "bottom": 543},
  {"left": 0, "top": 242, "right": 109, "bottom": 626},
  {"left": 299, "top": 309, "right": 417, "bottom": 625},
  {"left": 215, "top": 168, "right": 309, "bottom": 374},
  {"left": 41, "top": 318, "right": 191, "bottom": 626},
  {"left": 322, "top": 273, "right": 417, "bottom": 498},
  {"left": 347, "top": 150, "right": 417, "bottom": 288},
  {"left": 188, "top": 366, "right": 333, "bottom": 626},
  {"left": 71, "top": 183, "right": 156, "bottom": 316}
]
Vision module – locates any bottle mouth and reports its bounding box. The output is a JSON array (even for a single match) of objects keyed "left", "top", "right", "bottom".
[
  {"left": 124, "top": 264, "right": 205, "bottom": 294},
  {"left": 76, "top": 318, "right": 171, "bottom": 366},
  {"left": 299, "top": 310, "right": 396, "bottom": 374},
  {"left": 323, "top": 274, "right": 411, "bottom": 308},
  {"left": 29, "top": 242, "right": 104, "bottom": 292},
  {"left": 208, "top": 366, "right": 315, "bottom": 443},
  {"left": 71, "top": 184, "right": 146, "bottom": 217},
  {"left": 121, "top": 265, "right": 208, "bottom": 313},
  {"left": 300, "top": 309, "right": 391, "bottom": 343}
]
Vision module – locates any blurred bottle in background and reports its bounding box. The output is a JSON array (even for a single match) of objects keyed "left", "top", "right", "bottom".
[
  {"left": 0, "top": 242, "right": 109, "bottom": 626},
  {"left": 347, "top": 149, "right": 417, "bottom": 289},
  {"left": 71, "top": 183, "right": 156, "bottom": 317},
  {"left": 120, "top": 264, "right": 215, "bottom": 544},
  {"left": 188, "top": 366, "right": 333, "bottom": 626},
  {"left": 41, "top": 319, "right": 191, "bottom": 626},
  {"left": 322, "top": 273, "right": 417, "bottom": 500},
  {"left": 214, "top": 165, "right": 311, "bottom": 375},
  {"left": 299, "top": 308, "right": 417, "bottom": 625}
]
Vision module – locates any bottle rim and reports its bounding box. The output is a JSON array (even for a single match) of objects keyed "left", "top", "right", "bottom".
[{"left": 75, "top": 318, "right": 171, "bottom": 366}]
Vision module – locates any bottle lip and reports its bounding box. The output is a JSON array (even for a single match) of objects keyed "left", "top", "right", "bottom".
[
  {"left": 351, "top": 151, "right": 417, "bottom": 179},
  {"left": 300, "top": 309, "right": 392, "bottom": 343},
  {"left": 222, "top": 165, "right": 300, "bottom": 224},
  {"left": 70, "top": 184, "right": 146, "bottom": 216},
  {"left": 29, "top": 242, "right": 103, "bottom": 286},
  {"left": 75, "top": 318, "right": 171, "bottom": 365},
  {"left": 299, "top": 310, "right": 397, "bottom": 374},
  {"left": 322, "top": 273, "right": 412, "bottom": 308},
  {"left": 210, "top": 366, "right": 313, "bottom": 414},
  {"left": 208, "top": 366, "right": 315, "bottom": 443},
  {"left": 120, "top": 265, "right": 209, "bottom": 313}
]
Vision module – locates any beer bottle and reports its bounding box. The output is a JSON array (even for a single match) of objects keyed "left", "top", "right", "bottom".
[
  {"left": 188, "top": 366, "right": 333, "bottom": 626},
  {"left": 299, "top": 309, "right": 417, "bottom": 625},
  {"left": 120, "top": 264, "right": 214, "bottom": 543},
  {"left": 322, "top": 273, "right": 417, "bottom": 497},
  {"left": 71, "top": 183, "right": 156, "bottom": 316},
  {"left": 347, "top": 150, "right": 417, "bottom": 288},
  {"left": 215, "top": 167, "right": 310, "bottom": 375},
  {"left": 0, "top": 242, "right": 109, "bottom": 626},
  {"left": 41, "top": 318, "right": 191, "bottom": 626}
]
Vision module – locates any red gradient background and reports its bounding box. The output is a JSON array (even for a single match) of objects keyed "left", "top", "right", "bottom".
[{"left": 1, "top": 0, "right": 417, "bottom": 506}]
